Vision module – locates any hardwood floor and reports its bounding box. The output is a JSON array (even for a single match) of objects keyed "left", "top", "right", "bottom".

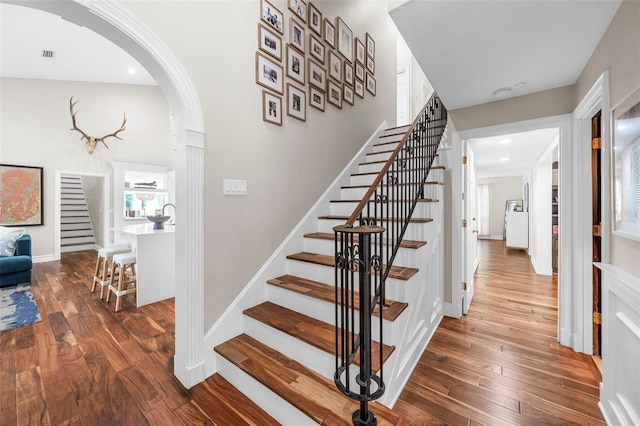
[{"left": 0, "top": 241, "right": 604, "bottom": 425}]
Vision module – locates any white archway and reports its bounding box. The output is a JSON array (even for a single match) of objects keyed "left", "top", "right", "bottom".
[{"left": 3, "top": 0, "right": 206, "bottom": 387}]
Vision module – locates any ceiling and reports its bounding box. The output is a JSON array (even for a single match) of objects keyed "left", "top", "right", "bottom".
[
  {"left": 391, "top": 0, "right": 620, "bottom": 177},
  {"left": 0, "top": 1, "right": 621, "bottom": 178},
  {"left": 0, "top": 3, "right": 156, "bottom": 86}
]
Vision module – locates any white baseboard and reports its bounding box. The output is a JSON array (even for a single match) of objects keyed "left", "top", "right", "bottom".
[
  {"left": 478, "top": 235, "right": 503, "bottom": 240},
  {"left": 33, "top": 254, "right": 58, "bottom": 263}
]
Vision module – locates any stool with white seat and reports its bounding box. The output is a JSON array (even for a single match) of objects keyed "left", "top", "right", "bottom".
[
  {"left": 91, "top": 242, "right": 131, "bottom": 299},
  {"left": 106, "top": 251, "right": 137, "bottom": 312}
]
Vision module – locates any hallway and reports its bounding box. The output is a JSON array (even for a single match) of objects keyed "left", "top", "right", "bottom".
[
  {"left": 0, "top": 241, "right": 604, "bottom": 424},
  {"left": 394, "top": 239, "right": 605, "bottom": 425}
]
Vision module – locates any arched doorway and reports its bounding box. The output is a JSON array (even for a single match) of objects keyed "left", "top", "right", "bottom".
[{"left": 2, "top": 0, "right": 206, "bottom": 388}]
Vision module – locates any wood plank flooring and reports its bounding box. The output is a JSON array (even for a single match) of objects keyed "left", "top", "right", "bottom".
[{"left": 0, "top": 240, "right": 604, "bottom": 425}]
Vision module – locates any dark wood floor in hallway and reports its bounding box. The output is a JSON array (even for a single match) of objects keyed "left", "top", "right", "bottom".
[{"left": 0, "top": 240, "right": 604, "bottom": 425}]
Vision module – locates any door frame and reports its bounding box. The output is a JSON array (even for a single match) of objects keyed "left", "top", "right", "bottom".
[{"left": 452, "top": 113, "right": 573, "bottom": 341}]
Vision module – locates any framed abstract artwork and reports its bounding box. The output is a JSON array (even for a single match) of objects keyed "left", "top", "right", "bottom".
[{"left": 0, "top": 164, "right": 43, "bottom": 226}]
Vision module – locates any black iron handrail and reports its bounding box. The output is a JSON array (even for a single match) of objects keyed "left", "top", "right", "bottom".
[{"left": 334, "top": 93, "right": 447, "bottom": 425}]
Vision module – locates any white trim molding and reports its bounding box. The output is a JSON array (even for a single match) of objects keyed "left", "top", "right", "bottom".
[
  {"left": 2, "top": 0, "right": 207, "bottom": 388},
  {"left": 569, "top": 71, "right": 610, "bottom": 354},
  {"left": 595, "top": 263, "right": 640, "bottom": 426}
]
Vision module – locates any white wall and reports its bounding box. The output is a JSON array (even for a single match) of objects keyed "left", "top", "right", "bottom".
[
  {"left": 477, "top": 176, "right": 523, "bottom": 239},
  {"left": 396, "top": 34, "right": 434, "bottom": 122},
  {"left": 120, "top": 0, "right": 398, "bottom": 329},
  {"left": 0, "top": 78, "right": 171, "bottom": 256}
]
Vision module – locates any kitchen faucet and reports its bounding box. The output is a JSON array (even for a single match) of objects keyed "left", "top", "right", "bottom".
[{"left": 162, "top": 203, "right": 175, "bottom": 216}]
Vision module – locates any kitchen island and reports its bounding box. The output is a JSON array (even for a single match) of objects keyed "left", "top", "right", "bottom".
[{"left": 113, "top": 223, "right": 175, "bottom": 307}]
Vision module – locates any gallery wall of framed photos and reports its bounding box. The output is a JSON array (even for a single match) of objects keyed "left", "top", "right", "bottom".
[{"left": 257, "top": 0, "right": 377, "bottom": 126}]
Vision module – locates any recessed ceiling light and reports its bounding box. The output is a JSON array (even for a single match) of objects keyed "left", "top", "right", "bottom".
[
  {"left": 492, "top": 87, "right": 512, "bottom": 99},
  {"left": 499, "top": 138, "right": 512, "bottom": 144},
  {"left": 500, "top": 157, "right": 511, "bottom": 162},
  {"left": 127, "top": 67, "right": 137, "bottom": 75}
]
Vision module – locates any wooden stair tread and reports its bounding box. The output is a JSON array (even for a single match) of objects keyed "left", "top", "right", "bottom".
[
  {"left": 243, "top": 302, "right": 395, "bottom": 371},
  {"left": 267, "top": 274, "right": 408, "bottom": 321},
  {"left": 318, "top": 215, "right": 434, "bottom": 225},
  {"left": 331, "top": 198, "right": 439, "bottom": 203},
  {"left": 304, "top": 232, "right": 426, "bottom": 249},
  {"left": 351, "top": 166, "right": 444, "bottom": 177},
  {"left": 287, "top": 252, "right": 419, "bottom": 281},
  {"left": 189, "top": 374, "right": 280, "bottom": 425},
  {"left": 214, "top": 334, "right": 401, "bottom": 425}
]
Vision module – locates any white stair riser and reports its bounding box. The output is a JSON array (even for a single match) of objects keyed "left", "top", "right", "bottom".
[
  {"left": 215, "top": 355, "right": 315, "bottom": 426},
  {"left": 286, "top": 259, "right": 406, "bottom": 298},
  {"left": 330, "top": 201, "right": 433, "bottom": 217},
  {"left": 60, "top": 198, "right": 87, "bottom": 206},
  {"left": 60, "top": 205, "right": 89, "bottom": 213},
  {"left": 61, "top": 223, "right": 92, "bottom": 231},
  {"left": 61, "top": 217, "right": 91, "bottom": 224},
  {"left": 244, "top": 316, "right": 376, "bottom": 388},
  {"left": 366, "top": 151, "right": 393, "bottom": 163},
  {"left": 62, "top": 194, "right": 87, "bottom": 201},
  {"left": 61, "top": 188, "right": 84, "bottom": 194},
  {"left": 303, "top": 237, "right": 426, "bottom": 267},
  {"left": 61, "top": 244, "right": 96, "bottom": 253},
  {"left": 61, "top": 236, "right": 95, "bottom": 245},
  {"left": 61, "top": 229, "right": 95, "bottom": 238},
  {"left": 267, "top": 284, "right": 396, "bottom": 340},
  {"left": 359, "top": 162, "right": 385, "bottom": 174},
  {"left": 317, "top": 219, "right": 428, "bottom": 241},
  {"left": 350, "top": 174, "right": 376, "bottom": 186},
  {"left": 341, "top": 182, "right": 442, "bottom": 200},
  {"left": 373, "top": 141, "right": 400, "bottom": 153}
]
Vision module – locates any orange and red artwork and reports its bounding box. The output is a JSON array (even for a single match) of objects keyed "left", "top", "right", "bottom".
[{"left": 0, "top": 164, "right": 43, "bottom": 226}]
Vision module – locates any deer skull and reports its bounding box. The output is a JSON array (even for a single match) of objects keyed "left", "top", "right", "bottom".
[{"left": 69, "top": 97, "right": 127, "bottom": 154}]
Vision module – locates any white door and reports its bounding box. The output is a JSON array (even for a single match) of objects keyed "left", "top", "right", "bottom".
[
  {"left": 462, "top": 146, "right": 478, "bottom": 314},
  {"left": 396, "top": 67, "right": 410, "bottom": 125}
]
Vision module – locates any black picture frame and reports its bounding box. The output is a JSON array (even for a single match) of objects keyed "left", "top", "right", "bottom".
[{"left": 0, "top": 164, "right": 44, "bottom": 226}]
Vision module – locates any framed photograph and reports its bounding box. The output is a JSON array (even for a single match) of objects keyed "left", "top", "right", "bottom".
[
  {"left": 355, "top": 62, "right": 365, "bottom": 82},
  {"left": 366, "top": 32, "right": 375, "bottom": 59},
  {"left": 324, "top": 18, "right": 335, "bottom": 48},
  {"left": 289, "top": 18, "right": 305, "bottom": 53},
  {"left": 366, "top": 56, "right": 375, "bottom": 75},
  {"left": 309, "top": 34, "right": 325, "bottom": 64},
  {"left": 262, "top": 91, "right": 282, "bottom": 126},
  {"left": 258, "top": 23, "right": 282, "bottom": 61},
  {"left": 287, "top": 83, "right": 306, "bottom": 122},
  {"left": 336, "top": 17, "right": 353, "bottom": 63},
  {"left": 286, "top": 44, "right": 305, "bottom": 85},
  {"left": 261, "top": 0, "right": 284, "bottom": 34},
  {"left": 309, "top": 85, "right": 325, "bottom": 112},
  {"left": 612, "top": 86, "right": 640, "bottom": 241},
  {"left": 288, "top": 0, "right": 307, "bottom": 23},
  {"left": 354, "top": 79, "right": 365, "bottom": 99},
  {"left": 328, "top": 50, "right": 342, "bottom": 83},
  {"left": 344, "top": 63, "right": 353, "bottom": 87},
  {"left": 308, "top": 59, "right": 326, "bottom": 91},
  {"left": 0, "top": 164, "right": 43, "bottom": 226},
  {"left": 366, "top": 73, "right": 376, "bottom": 96},
  {"left": 308, "top": 2, "right": 322, "bottom": 36},
  {"left": 327, "top": 81, "right": 342, "bottom": 109},
  {"left": 256, "top": 51, "right": 284, "bottom": 94},
  {"left": 355, "top": 37, "right": 365, "bottom": 65},
  {"left": 343, "top": 85, "right": 354, "bottom": 106}
]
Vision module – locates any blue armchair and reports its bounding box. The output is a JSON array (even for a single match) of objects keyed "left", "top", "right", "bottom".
[{"left": 0, "top": 234, "right": 32, "bottom": 287}]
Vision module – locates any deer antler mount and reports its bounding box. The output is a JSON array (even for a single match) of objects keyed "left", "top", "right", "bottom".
[{"left": 69, "top": 96, "right": 127, "bottom": 154}]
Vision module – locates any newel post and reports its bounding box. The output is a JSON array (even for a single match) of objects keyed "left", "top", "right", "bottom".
[{"left": 334, "top": 224, "right": 386, "bottom": 426}]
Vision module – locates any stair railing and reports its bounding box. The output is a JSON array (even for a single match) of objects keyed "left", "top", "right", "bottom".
[{"left": 334, "top": 93, "right": 447, "bottom": 425}]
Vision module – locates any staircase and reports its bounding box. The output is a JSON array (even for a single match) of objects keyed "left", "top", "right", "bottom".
[
  {"left": 60, "top": 175, "right": 96, "bottom": 253},
  {"left": 211, "top": 100, "right": 448, "bottom": 425}
]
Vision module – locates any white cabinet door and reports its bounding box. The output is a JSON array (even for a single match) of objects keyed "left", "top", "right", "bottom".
[{"left": 506, "top": 211, "right": 528, "bottom": 248}]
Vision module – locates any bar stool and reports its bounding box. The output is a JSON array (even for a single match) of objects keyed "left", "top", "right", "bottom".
[
  {"left": 91, "top": 242, "right": 131, "bottom": 299},
  {"left": 106, "top": 252, "right": 137, "bottom": 312}
]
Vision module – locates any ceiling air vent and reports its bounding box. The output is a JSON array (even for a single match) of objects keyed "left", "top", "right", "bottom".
[{"left": 41, "top": 50, "right": 55, "bottom": 58}]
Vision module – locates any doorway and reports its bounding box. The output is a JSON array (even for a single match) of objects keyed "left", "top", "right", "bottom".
[
  {"left": 11, "top": 0, "right": 206, "bottom": 388},
  {"left": 591, "top": 111, "right": 603, "bottom": 362}
]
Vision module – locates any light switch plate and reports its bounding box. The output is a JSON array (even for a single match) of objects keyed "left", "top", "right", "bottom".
[{"left": 223, "top": 179, "right": 247, "bottom": 195}]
